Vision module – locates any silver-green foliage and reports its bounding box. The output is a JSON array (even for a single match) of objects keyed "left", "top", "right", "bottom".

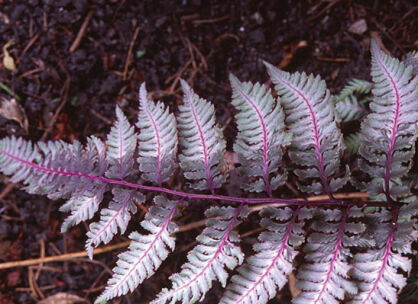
[{"left": 0, "top": 40, "right": 416, "bottom": 304}]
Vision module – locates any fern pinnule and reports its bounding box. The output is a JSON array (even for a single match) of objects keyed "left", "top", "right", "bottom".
[
  {"left": 402, "top": 50, "right": 417, "bottom": 75},
  {"left": 85, "top": 188, "right": 144, "bottom": 259},
  {"left": 264, "top": 62, "right": 348, "bottom": 196},
  {"left": 105, "top": 106, "right": 137, "bottom": 180},
  {"left": 293, "top": 206, "right": 366, "bottom": 304},
  {"left": 60, "top": 136, "right": 108, "bottom": 232},
  {"left": 220, "top": 207, "right": 311, "bottom": 304},
  {"left": 335, "top": 95, "right": 367, "bottom": 123},
  {"left": 336, "top": 78, "right": 373, "bottom": 101},
  {"left": 153, "top": 206, "right": 248, "bottom": 304},
  {"left": 351, "top": 203, "right": 417, "bottom": 304},
  {"left": 177, "top": 79, "right": 227, "bottom": 193},
  {"left": 60, "top": 184, "right": 107, "bottom": 232},
  {"left": 137, "top": 83, "right": 178, "bottom": 186},
  {"left": 359, "top": 40, "right": 418, "bottom": 200},
  {"left": 229, "top": 74, "right": 290, "bottom": 196},
  {"left": 96, "top": 196, "right": 178, "bottom": 303}
]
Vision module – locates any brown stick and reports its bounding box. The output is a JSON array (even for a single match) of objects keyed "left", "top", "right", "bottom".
[
  {"left": 40, "top": 77, "right": 70, "bottom": 141},
  {"left": 69, "top": 10, "right": 94, "bottom": 53},
  {"left": 0, "top": 192, "right": 371, "bottom": 271},
  {"left": 0, "top": 241, "right": 130, "bottom": 270},
  {"left": 19, "top": 33, "right": 40, "bottom": 60},
  {"left": 123, "top": 26, "right": 141, "bottom": 81},
  {"left": 192, "top": 15, "right": 230, "bottom": 25},
  {"left": 316, "top": 56, "right": 350, "bottom": 63},
  {"left": 250, "top": 192, "right": 370, "bottom": 213}
]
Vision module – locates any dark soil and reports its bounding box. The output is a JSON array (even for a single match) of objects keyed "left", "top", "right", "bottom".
[{"left": 0, "top": 0, "right": 416, "bottom": 303}]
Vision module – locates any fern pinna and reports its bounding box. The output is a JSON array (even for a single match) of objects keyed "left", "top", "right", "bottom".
[{"left": 0, "top": 40, "right": 416, "bottom": 304}]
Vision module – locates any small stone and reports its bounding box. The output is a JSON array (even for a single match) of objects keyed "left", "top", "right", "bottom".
[
  {"left": 348, "top": 19, "right": 367, "bottom": 35},
  {"left": 251, "top": 12, "right": 264, "bottom": 25},
  {"left": 249, "top": 28, "right": 265, "bottom": 44}
]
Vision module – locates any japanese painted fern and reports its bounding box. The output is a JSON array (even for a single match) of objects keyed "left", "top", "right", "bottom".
[{"left": 0, "top": 40, "right": 416, "bottom": 304}]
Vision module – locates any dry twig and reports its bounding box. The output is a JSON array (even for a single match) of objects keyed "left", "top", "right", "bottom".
[
  {"left": 70, "top": 10, "right": 94, "bottom": 53},
  {"left": 123, "top": 26, "right": 141, "bottom": 81}
]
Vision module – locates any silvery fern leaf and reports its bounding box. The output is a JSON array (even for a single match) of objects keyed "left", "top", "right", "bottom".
[
  {"left": 350, "top": 203, "right": 417, "bottom": 304},
  {"left": 177, "top": 79, "right": 227, "bottom": 193},
  {"left": 106, "top": 106, "right": 137, "bottom": 180},
  {"left": 86, "top": 188, "right": 145, "bottom": 259},
  {"left": 220, "top": 207, "right": 311, "bottom": 304},
  {"left": 358, "top": 40, "right": 418, "bottom": 200},
  {"left": 265, "top": 62, "right": 348, "bottom": 196},
  {"left": 293, "top": 207, "right": 367, "bottom": 304},
  {"left": 96, "top": 196, "right": 178, "bottom": 303},
  {"left": 152, "top": 206, "right": 248, "bottom": 304},
  {"left": 402, "top": 50, "right": 417, "bottom": 75},
  {"left": 0, "top": 136, "right": 106, "bottom": 200},
  {"left": 229, "top": 74, "right": 290, "bottom": 196},
  {"left": 335, "top": 96, "right": 367, "bottom": 123},
  {"left": 137, "top": 83, "right": 178, "bottom": 186},
  {"left": 336, "top": 79, "right": 373, "bottom": 101}
]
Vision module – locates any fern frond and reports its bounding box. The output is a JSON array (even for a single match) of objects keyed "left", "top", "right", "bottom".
[
  {"left": 137, "top": 84, "right": 178, "bottom": 186},
  {"left": 152, "top": 206, "right": 247, "bottom": 304},
  {"left": 336, "top": 79, "right": 373, "bottom": 101},
  {"left": 265, "top": 62, "right": 348, "bottom": 196},
  {"left": 177, "top": 79, "right": 227, "bottom": 193},
  {"left": 344, "top": 132, "right": 361, "bottom": 156},
  {"left": 229, "top": 74, "right": 290, "bottom": 196},
  {"left": 402, "top": 51, "right": 417, "bottom": 75},
  {"left": 359, "top": 40, "right": 418, "bottom": 199},
  {"left": 293, "top": 207, "right": 367, "bottom": 304},
  {"left": 96, "top": 196, "right": 178, "bottom": 303},
  {"left": 105, "top": 106, "right": 137, "bottom": 180},
  {"left": 351, "top": 204, "right": 417, "bottom": 304},
  {"left": 85, "top": 188, "right": 145, "bottom": 259},
  {"left": 220, "top": 207, "right": 311, "bottom": 304},
  {"left": 335, "top": 96, "right": 367, "bottom": 123}
]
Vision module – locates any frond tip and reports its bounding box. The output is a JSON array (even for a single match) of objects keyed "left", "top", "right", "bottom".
[{"left": 105, "top": 106, "right": 137, "bottom": 180}]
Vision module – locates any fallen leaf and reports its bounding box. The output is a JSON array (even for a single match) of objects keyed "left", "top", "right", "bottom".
[
  {"left": 0, "top": 240, "right": 11, "bottom": 260},
  {"left": 2, "top": 40, "right": 16, "bottom": 72},
  {"left": 348, "top": 19, "right": 368, "bottom": 35},
  {"left": 0, "top": 95, "right": 29, "bottom": 133},
  {"left": 7, "top": 270, "right": 21, "bottom": 287},
  {"left": 37, "top": 292, "right": 88, "bottom": 304}
]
